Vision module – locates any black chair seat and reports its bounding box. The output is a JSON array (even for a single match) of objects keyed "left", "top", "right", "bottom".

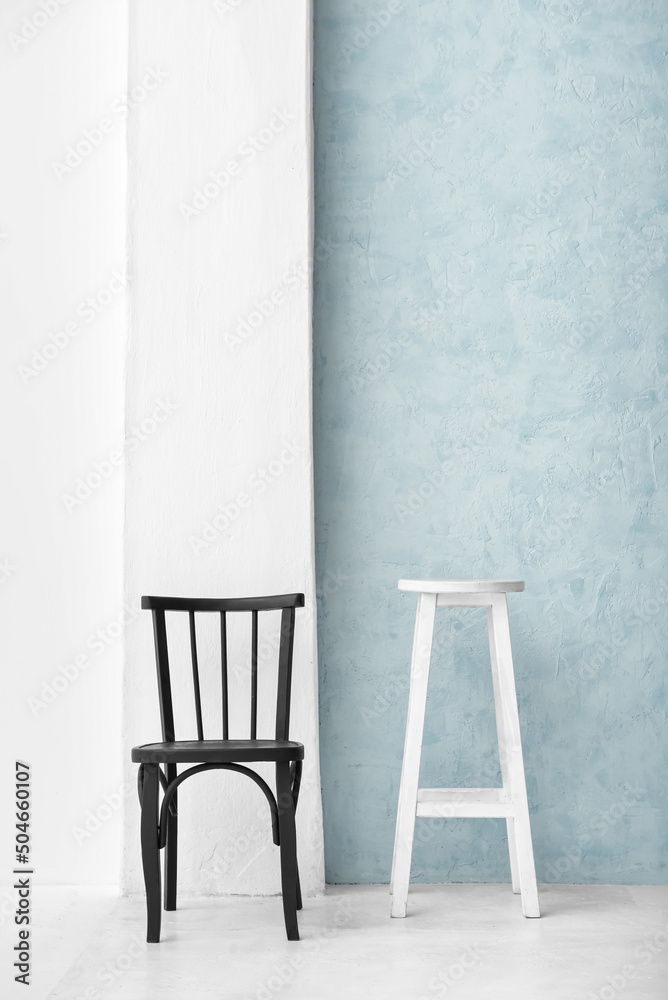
[{"left": 132, "top": 739, "right": 304, "bottom": 764}]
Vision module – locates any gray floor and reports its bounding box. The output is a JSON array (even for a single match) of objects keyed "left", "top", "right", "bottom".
[{"left": 10, "top": 884, "right": 668, "bottom": 999}]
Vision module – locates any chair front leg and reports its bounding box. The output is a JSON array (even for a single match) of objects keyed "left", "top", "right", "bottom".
[
  {"left": 290, "top": 761, "right": 303, "bottom": 910},
  {"left": 164, "top": 764, "right": 178, "bottom": 911},
  {"left": 163, "top": 794, "right": 177, "bottom": 911},
  {"left": 140, "top": 763, "right": 162, "bottom": 942},
  {"left": 276, "top": 761, "right": 299, "bottom": 940},
  {"left": 294, "top": 862, "right": 302, "bottom": 912}
]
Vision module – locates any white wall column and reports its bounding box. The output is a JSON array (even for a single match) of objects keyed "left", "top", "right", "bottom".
[{"left": 122, "top": 0, "right": 324, "bottom": 896}]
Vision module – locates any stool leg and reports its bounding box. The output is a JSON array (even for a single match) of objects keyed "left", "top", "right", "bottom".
[
  {"left": 505, "top": 818, "right": 521, "bottom": 894},
  {"left": 390, "top": 592, "right": 437, "bottom": 918},
  {"left": 487, "top": 606, "right": 520, "bottom": 895},
  {"left": 489, "top": 594, "right": 540, "bottom": 918}
]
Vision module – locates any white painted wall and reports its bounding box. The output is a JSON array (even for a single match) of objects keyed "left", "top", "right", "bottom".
[
  {"left": 121, "top": 1, "right": 324, "bottom": 896},
  {"left": 0, "top": 0, "right": 127, "bottom": 885}
]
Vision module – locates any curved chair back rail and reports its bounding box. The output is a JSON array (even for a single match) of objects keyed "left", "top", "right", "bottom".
[{"left": 141, "top": 593, "right": 305, "bottom": 612}]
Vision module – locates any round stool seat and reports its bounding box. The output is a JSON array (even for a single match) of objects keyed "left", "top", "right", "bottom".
[{"left": 398, "top": 579, "right": 525, "bottom": 594}]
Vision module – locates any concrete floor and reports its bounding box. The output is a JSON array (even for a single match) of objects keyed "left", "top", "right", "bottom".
[{"left": 8, "top": 883, "right": 668, "bottom": 999}]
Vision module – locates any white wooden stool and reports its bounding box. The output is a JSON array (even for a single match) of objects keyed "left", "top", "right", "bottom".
[{"left": 390, "top": 579, "right": 540, "bottom": 919}]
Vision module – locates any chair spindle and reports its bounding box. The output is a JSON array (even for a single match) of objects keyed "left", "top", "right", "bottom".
[
  {"left": 250, "top": 610, "right": 258, "bottom": 739},
  {"left": 189, "top": 611, "right": 204, "bottom": 741},
  {"left": 220, "top": 612, "right": 229, "bottom": 740},
  {"left": 153, "top": 608, "right": 176, "bottom": 742}
]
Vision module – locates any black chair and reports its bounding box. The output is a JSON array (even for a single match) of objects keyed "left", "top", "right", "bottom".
[{"left": 131, "top": 593, "right": 305, "bottom": 942}]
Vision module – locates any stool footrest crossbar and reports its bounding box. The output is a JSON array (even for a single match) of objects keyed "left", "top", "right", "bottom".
[{"left": 416, "top": 787, "right": 512, "bottom": 819}]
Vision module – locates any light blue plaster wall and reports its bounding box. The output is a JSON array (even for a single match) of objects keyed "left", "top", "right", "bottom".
[{"left": 313, "top": 0, "right": 668, "bottom": 884}]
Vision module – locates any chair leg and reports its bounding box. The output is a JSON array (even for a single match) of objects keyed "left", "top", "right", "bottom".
[
  {"left": 276, "top": 761, "right": 299, "bottom": 940},
  {"left": 140, "top": 763, "right": 162, "bottom": 942},
  {"left": 295, "top": 862, "right": 302, "bottom": 911},
  {"left": 290, "top": 760, "right": 302, "bottom": 911},
  {"left": 164, "top": 790, "right": 177, "bottom": 911}
]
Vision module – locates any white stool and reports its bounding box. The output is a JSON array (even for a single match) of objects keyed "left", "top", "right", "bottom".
[{"left": 390, "top": 579, "right": 540, "bottom": 919}]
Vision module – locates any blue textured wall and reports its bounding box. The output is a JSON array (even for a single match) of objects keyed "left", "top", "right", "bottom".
[{"left": 313, "top": 0, "right": 668, "bottom": 884}]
